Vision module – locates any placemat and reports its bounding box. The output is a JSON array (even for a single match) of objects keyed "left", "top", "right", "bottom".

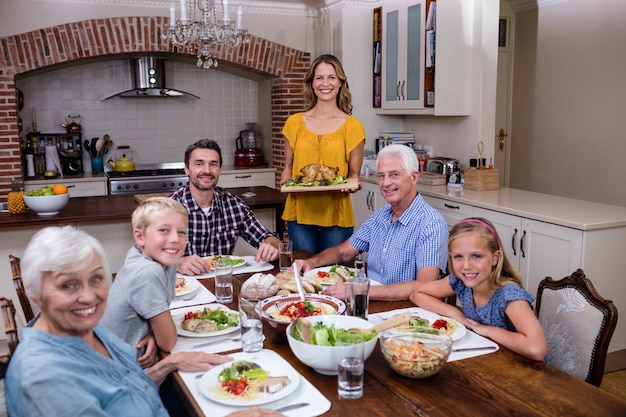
[
  {"left": 369, "top": 307, "right": 499, "bottom": 361},
  {"left": 179, "top": 350, "right": 331, "bottom": 417},
  {"left": 170, "top": 285, "right": 216, "bottom": 310},
  {"left": 177, "top": 256, "right": 274, "bottom": 279}
]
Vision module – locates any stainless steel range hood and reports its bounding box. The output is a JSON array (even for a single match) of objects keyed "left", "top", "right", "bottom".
[{"left": 103, "top": 57, "right": 199, "bottom": 100}]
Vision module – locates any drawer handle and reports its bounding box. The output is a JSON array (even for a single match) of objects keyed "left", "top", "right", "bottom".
[
  {"left": 235, "top": 175, "right": 252, "bottom": 179},
  {"left": 511, "top": 228, "right": 517, "bottom": 256},
  {"left": 520, "top": 230, "right": 527, "bottom": 258},
  {"left": 444, "top": 203, "right": 460, "bottom": 210}
]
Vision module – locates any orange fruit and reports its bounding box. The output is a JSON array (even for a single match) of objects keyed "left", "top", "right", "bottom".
[{"left": 53, "top": 184, "right": 68, "bottom": 195}]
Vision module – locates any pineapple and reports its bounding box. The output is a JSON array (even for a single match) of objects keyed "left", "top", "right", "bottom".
[{"left": 8, "top": 178, "right": 26, "bottom": 215}]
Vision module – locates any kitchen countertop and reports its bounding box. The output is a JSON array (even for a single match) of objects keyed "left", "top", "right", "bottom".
[
  {"left": 0, "top": 186, "right": 286, "bottom": 230},
  {"left": 361, "top": 174, "right": 626, "bottom": 231}
]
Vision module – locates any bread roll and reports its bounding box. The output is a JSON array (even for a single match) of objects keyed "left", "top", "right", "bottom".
[{"left": 241, "top": 273, "right": 279, "bottom": 299}]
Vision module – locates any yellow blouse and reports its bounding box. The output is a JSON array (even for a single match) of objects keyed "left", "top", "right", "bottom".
[{"left": 281, "top": 113, "right": 366, "bottom": 227}]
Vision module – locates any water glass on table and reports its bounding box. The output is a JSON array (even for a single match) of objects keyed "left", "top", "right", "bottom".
[
  {"left": 215, "top": 263, "right": 233, "bottom": 303},
  {"left": 238, "top": 294, "right": 264, "bottom": 353},
  {"left": 337, "top": 333, "right": 365, "bottom": 399},
  {"left": 279, "top": 240, "right": 293, "bottom": 272}
]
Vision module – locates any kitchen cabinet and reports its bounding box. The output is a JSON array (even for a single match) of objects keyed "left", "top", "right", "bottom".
[
  {"left": 377, "top": 0, "right": 472, "bottom": 115},
  {"left": 422, "top": 195, "right": 473, "bottom": 229},
  {"left": 352, "top": 180, "right": 386, "bottom": 230},
  {"left": 472, "top": 208, "right": 583, "bottom": 294},
  {"left": 218, "top": 168, "right": 275, "bottom": 189},
  {"left": 24, "top": 176, "right": 108, "bottom": 197}
]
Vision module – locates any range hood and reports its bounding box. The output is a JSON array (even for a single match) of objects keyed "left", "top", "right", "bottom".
[{"left": 103, "top": 57, "right": 199, "bottom": 100}]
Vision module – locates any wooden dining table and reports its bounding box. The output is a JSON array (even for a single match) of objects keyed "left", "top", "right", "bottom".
[{"left": 170, "top": 253, "right": 626, "bottom": 417}]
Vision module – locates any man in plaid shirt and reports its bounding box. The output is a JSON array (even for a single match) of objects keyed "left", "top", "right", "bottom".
[{"left": 170, "top": 139, "right": 280, "bottom": 276}]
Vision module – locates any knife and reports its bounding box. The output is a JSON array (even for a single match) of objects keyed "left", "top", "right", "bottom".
[
  {"left": 452, "top": 346, "right": 497, "bottom": 352},
  {"left": 273, "top": 403, "right": 309, "bottom": 413}
]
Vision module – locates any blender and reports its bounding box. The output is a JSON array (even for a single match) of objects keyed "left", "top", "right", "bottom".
[{"left": 235, "top": 122, "right": 264, "bottom": 167}]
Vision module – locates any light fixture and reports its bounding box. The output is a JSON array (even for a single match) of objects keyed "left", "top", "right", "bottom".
[{"left": 164, "top": 0, "right": 250, "bottom": 69}]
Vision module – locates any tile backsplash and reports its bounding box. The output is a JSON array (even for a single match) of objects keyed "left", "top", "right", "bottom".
[{"left": 16, "top": 58, "right": 259, "bottom": 167}]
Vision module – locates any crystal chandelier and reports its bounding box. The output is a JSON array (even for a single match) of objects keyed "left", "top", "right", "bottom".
[{"left": 164, "top": 0, "right": 250, "bottom": 69}]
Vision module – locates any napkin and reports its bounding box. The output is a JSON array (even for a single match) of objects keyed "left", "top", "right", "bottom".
[
  {"left": 178, "top": 350, "right": 331, "bottom": 417},
  {"left": 177, "top": 256, "right": 274, "bottom": 279},
  {"left": 369, "top": 307, "right": 499, "bottom": 362},
  {"left": 171, "top": 333, "right": 242, "bottom": 354},
  {"left": 45, "top": 144, "right": 63, "bottom": 176},
  {"left": 169, "top": 285, "right": 216, "bottom": 310}
]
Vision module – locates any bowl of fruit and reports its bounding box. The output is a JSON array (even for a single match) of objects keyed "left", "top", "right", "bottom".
[{"left": 23, "top": 184, "right": 69, "bottom": 216}]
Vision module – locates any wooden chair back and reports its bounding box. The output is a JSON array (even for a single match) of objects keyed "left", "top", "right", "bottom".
[
  {"left": 536, "top": 269, "right": 618, "bottom": 386},
  {"left": 9, "top": 255, "right": 34, "bottom": 323},
  {"left": 1, "top": 297, "right": 19, "bottom": 356}
]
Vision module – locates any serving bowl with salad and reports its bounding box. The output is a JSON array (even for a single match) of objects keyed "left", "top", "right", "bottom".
[
  {"left": 379, "top": 331, "right": 452, "bottom": 378},
  {"left": 286, "top": 315, "right": 378, "bottom": 375}
]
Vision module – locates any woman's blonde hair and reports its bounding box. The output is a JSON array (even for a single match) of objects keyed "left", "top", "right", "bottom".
[
  {"left": 448, "top": 217, "right": 523, "bottom": 289},
  {"left": 132, "top": 197, "right": 188, "bottom": 234},
  {"left": 303, "top": 54, "right": 353, "bottom": 114}
]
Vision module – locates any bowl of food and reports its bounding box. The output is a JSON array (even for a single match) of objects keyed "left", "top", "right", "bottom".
[
  {"left": 23, "top": 191, "right": 69, "bottom": 216},
  {"left": 286, "top": 315, "right": 379, "bottom": 375},
  {"left": 379, "top": 331, "right": 452, "bottom": 378},
  {"left": 259, "top": 293, "right": 346, "bottom": 333}
]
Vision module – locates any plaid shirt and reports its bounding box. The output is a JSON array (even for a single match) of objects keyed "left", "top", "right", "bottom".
[
  {"left": 169, "top": 185, "right": 278, "bottom": 256},
  {"left": 349, "top": 193, "right": 448, "bottom": 285}
]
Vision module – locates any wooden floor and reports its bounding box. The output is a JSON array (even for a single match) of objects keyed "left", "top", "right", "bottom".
[{"left": 600, "top": 369, "right": 626, "bottom": 402}]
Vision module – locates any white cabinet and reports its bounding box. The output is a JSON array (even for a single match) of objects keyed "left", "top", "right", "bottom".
[
  {"left": 25, "top": 177, "right": 108, "bottom": 197},
  {"left": 380, "top": 0, "right": 426, "bottom": 110},
  {"left": 352, "top": 181, "right": 386, "bottom": 230},
  {"left": 422, "top": 195, "right": 473, "bottom": 229},
  {"left": 472, "top": 208, "right": 583, "bottom": 294},
  {"left": 218, "top": 169, "right": 275, "bottom": 188},
  {"left": 377, "top": 0, "right": 472, "bottom": 115}
]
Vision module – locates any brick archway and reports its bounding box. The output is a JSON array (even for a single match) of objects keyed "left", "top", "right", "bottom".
[{"left": 0, "top": 16, "right": 310, "bottom": 199}]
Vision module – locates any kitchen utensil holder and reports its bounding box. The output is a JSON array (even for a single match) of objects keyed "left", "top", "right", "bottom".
[{"left": 464, "top": 168, "right": 499, "bottom": 191}]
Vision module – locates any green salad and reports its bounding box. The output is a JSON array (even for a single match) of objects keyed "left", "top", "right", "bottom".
[
  {"left": 284, "top": 176, "right": 348, "bottom": 187},
  {"left": 290, "top": 319, "right": 377, "bottom": 346},
  {"left": 195, "top": 308, "right": 240, "bottom": 330}
]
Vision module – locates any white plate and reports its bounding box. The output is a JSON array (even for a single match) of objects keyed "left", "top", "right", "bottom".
[
  {"left": 173, "top": 304, "right": 240, "bottom": 338},
  {"left": 175, "top": 278, "right": 201, "bottom": 298},
  {"left": 202, "top": 255, "right": 247, "bottom": 269},
  {"left": 198, "top": 353, "right": 301, "bottom": 406},
  {"left": 400, "top": 311, "right": 467, "bottom": 342}
]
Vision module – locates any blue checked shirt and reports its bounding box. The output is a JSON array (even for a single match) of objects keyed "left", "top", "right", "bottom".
[
  {"left": 170, "top": 185, "right": 278, "bottom": 256},
  {"left": 349, "top": 193, "right": 448, "bottom": 285}
]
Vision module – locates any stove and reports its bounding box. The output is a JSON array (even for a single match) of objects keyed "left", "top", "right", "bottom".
[{"left": 106, "top": 163, "right": 189, "bottom": 195}]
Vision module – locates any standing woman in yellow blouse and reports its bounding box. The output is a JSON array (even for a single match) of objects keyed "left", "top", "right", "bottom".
[{"left": 280, "top": 54, "right": 366, "bottom": 253}]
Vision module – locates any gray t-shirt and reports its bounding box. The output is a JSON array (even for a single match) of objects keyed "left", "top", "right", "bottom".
[{"left": 101, "top": 246, "right": 176, "bottom": 355}]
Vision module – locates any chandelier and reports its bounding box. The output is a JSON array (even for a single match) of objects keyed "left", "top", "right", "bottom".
[{"left": 164, "top": 0, "right": 250, "bottom": 69}]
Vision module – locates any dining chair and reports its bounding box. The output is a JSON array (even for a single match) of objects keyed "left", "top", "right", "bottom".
[
  {"left": 536, "top": 269, "right": 618, "bottom": 386},
  {"left": 0, "top": 297, "right": 18, "bottom": 357},
  {"left": 9, "top": 255, "right": 34, "bottom": 323}
]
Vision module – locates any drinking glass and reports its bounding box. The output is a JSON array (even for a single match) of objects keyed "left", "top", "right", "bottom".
[
  {"left": 238, "top": 294, "right": 264, "bottom": 353},
  {"left": 279, "top": 240, "right": 293, "bottom": 272},
  {"left": 215, "top": 263, "right": 233, "bottom": 303},
  {"left": 337, "top": 333, "right": 365, "bottom": 399}
]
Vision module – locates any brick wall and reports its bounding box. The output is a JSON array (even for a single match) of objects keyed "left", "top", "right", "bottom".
[{"left": 0, "top": 16, "right": 310, "bottom": 201}]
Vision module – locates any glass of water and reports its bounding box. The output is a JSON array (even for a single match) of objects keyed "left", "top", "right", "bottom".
[
  {"left": 214, "top": 262, "right": 233, "bottom": 303},
  {"left": 279, "top": 240, "right": 293, "bottom": 272},
  {"left": 337, "top": 333, "right": 365, "bottom": 399},
  {"left": 238, "top": 294, "right": 264, "bottom": 353}
]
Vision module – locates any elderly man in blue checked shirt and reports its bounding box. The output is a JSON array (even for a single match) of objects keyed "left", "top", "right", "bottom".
[
  {"left": 170, "top": 139, "right": 280, "bottom": 276},
  {"left": 298, "top": 144, "right": 448, "bottom": 301}
]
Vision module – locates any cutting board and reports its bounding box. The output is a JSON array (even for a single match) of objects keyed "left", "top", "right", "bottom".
[
  {"left": 280, "top": 177, "right": 360, "bottom": 193},
  {"left": 134, "top": 192, "right": 170, "bottom": 203}
]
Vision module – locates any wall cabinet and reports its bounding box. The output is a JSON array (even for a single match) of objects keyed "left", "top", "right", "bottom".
[{"left": 376, "top": 0, "right": 472, "bottom": 115}]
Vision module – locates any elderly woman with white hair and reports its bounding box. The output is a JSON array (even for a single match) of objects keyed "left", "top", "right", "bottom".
[{"left": 5, "top": 226, "right": 284, "bottom": 417}]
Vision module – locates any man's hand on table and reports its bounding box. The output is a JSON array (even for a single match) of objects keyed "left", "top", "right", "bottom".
[
  {"left": 254, "top": 237, "right": 280, "bottom": 264},
  {"left": 178, "top": 254, "right": 211, "bottom": 276}
]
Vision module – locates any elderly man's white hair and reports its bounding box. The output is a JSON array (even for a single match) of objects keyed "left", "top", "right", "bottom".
[{"left": 376, "top": 144, "right": 419, "bottom": 174}]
